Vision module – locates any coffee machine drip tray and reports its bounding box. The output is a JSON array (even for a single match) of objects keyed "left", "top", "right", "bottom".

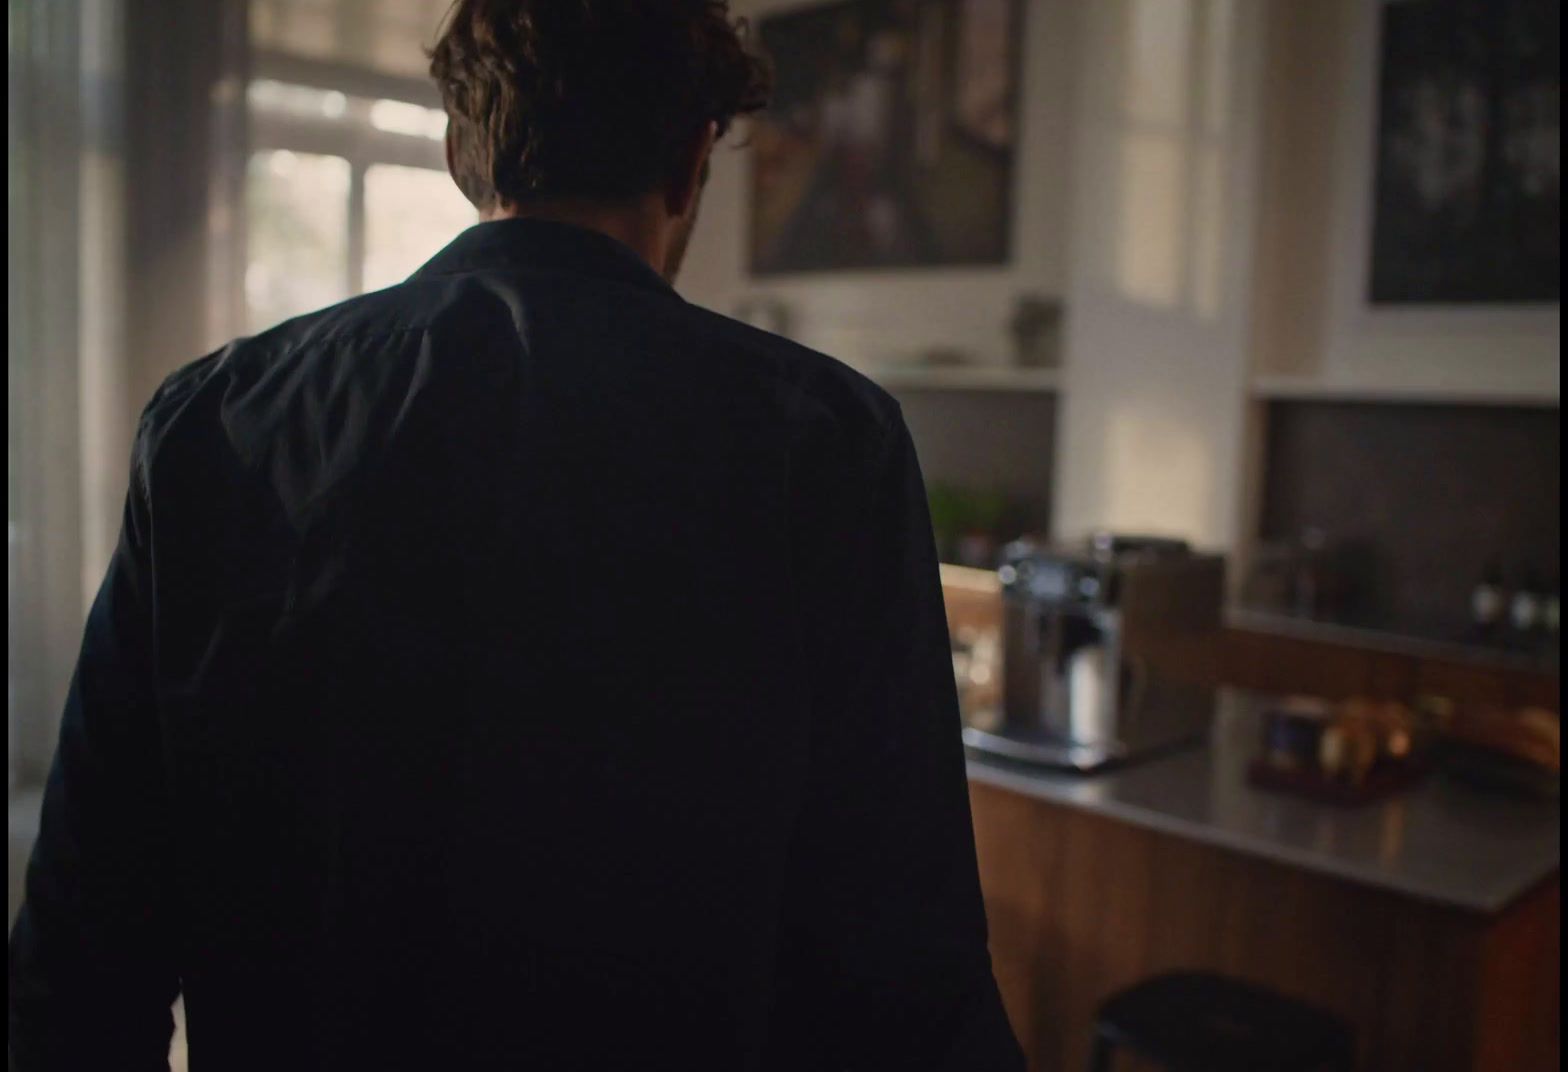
[
  {"left": 962, "top": 724, "right": 1205, "bottom": 774},
  {"left": 962, "top": 725, "right": 1125, "bottom": 772}
]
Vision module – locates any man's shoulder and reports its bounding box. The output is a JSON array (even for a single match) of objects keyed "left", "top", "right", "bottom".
[
  {"left": 670, "top": 301, "right": 902, "bottom": 448},
  {"left": 147, "top": 279, "right": 468, "bottom": 400},
  {"left": 240, "top": 278, "right": 466, "bottom": 357},
  {"left": 133, "top": 285, "right": 446, "bottom": 457},
  {"left": 138, "top": 281, "right": 905, "bottom": 463}
]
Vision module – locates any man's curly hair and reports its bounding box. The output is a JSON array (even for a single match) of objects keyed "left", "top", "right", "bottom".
[{"left": 429, "top": 0, "right": 772, "bottom": 212}]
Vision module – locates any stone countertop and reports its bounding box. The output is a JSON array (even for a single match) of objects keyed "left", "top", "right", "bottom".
[{"left": 965, "top": 697, "right": 1560, "bottom": 914}]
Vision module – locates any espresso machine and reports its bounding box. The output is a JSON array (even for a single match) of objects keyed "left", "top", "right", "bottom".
[{"left": 962, "top": 533, "right": 1225, "bottom": 772}]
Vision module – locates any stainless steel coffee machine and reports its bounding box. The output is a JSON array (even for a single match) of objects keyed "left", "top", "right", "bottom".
[{"left": 962, "top": 533, "right": 1225, "bottom": 772}]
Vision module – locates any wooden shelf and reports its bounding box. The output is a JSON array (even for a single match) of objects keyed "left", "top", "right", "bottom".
[
  {"left": 1251, "top": 376, "right": 1559, "bottom": 408},
  {"left": 867, "top": 365, "right": 1061, "bottom": 393}
]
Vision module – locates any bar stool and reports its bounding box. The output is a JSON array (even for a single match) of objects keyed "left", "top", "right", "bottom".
[{"left": 1088, "top": 971, "right": 1355, "bottom": 1072}]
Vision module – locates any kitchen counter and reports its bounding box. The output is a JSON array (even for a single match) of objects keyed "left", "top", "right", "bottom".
[{"left": 965, "top": 695, "right": 1560, "bottom": 914}]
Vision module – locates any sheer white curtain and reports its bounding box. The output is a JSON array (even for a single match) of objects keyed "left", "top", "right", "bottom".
[
  {"left": 8, "top": 0, "right": 247, "bottom": 803},
  {"left": 8, "top": 0, "right": 454, "bottom": 862},
  {"left": 8, "top": 2, "right": 248, "bottom": 941},
  {"left": 9, "top": 0, "right": 89, "bottom": 801},
  {"left": 7, "top": 0, "right": 450, "bottom": 923}
]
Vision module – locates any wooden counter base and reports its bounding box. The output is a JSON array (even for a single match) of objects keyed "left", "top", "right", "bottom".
[{"left": 970, "top": 780, "right": 1560, "bottom": 1072}]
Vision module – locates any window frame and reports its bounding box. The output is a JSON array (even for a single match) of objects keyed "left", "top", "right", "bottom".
[{"left": 240, "top": 50, "right": 454, "bottom": 326}]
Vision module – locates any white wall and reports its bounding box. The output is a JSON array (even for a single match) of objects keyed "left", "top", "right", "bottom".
[{"left": 680, "top": 0, "right": 1080, "bottom": 369}]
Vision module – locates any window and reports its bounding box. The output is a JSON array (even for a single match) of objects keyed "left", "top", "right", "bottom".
[
  {"left": 363, "top": 163, "right": 481, "bottom": 292},
  {"left": 237, "top": 0, "right": 474, "bottom": 332},
  {"left": 245, "top": 150, "right": 352, "bottom": 331},
  {"left": 1106, "top": 0, "right": 1237, "bottom": 317},
  {"left": 242, "top": 76, "right": 476, "bottom": 332}
]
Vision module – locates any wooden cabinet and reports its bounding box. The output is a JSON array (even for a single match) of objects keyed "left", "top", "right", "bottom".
[
  {"left": 948, "top": 570, "right": 1559, "bottom": 1066},
  {"left": 971, "top": 782, "right": 1561, "bottom": 1072}
]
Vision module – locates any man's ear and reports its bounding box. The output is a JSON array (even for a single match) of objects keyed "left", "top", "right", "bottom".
[{"left": 666, "top": 121, "right": 719, "bottom": 219}]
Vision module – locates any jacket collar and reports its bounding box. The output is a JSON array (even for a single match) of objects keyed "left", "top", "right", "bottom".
[{"left": 412, "top": 217, "right": 679, "bottom": 299}]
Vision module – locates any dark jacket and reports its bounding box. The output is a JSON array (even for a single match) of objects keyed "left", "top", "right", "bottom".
[{"left": 8, "top": 219, "right": 1021, "bottom": 1071}]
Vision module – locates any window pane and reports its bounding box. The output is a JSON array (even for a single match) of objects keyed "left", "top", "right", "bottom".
[
  {"left": 1113, "top": 130, "right": 1186, "bottom": 309},
  {"left": 1122, "top": 0, "right": 1193, "bottom": 127},
  {"left": 363, "top": 164, "right": 476, "bottom": 292},
  {"left": 368, "top": 98, "right": 447, "bottom": 140},
  {"left": 247, "top": 79, "right": 348, "bottom": 121},
  {"left": 245, "top": 150, "right": 351, "bottom": 332}
]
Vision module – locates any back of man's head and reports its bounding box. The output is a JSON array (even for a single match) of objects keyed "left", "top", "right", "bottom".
[{"left": 430, "top": 0, "right": 773, "bottom": 215}]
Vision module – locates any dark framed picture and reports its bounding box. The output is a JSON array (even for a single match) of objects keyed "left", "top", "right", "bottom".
[
  {"left": 749, "top": 0, "right": 1023, "bottom": 275},
  {"left": 1369, "top": 0, "right": 1560, "bottom": 304}
]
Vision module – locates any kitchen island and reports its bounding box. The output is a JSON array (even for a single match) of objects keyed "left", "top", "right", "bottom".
[{"left": 968, "top": 699, "right": 1560, "bottom": 1071}]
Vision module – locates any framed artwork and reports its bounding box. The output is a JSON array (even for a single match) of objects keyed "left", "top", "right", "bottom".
[
  {"left": 749, "top": 0, "right": 1022, "bottom": 275},
  {"left": 1368, "top": 0, "right": 1559, "bottom": 304}
]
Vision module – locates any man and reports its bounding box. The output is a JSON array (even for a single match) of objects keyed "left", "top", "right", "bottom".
[{"left": 8, "top": 2, "right": 1022, "bottom": 1069}]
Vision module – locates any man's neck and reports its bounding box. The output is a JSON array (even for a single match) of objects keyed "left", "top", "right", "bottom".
[{"left": 485, "top": 197, "right": 668, "bottom": 278}]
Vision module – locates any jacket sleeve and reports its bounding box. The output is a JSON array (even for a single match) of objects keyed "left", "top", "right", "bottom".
[
  {"left": 8, "top": 420, "right": 180, "bottom": 1072},
  {"left": 770, "top": 413, "right": 1022, "bottom": 1071}
]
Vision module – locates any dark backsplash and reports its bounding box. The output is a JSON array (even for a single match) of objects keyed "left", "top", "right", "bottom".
[
  {"left": 892, "top": 388, "right": 1056, "bottom": 540},
  {"left": 1258, "top": 400, "right": 1560, "bottom": 635}
]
